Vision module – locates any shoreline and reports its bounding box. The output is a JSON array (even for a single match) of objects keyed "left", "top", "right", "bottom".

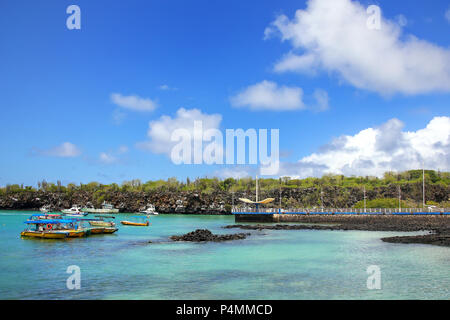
[{"left": 224, "top": 215, "right": 450, "bottom": 247}]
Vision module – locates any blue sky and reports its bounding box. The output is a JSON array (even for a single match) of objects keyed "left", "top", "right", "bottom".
[{"left": 0, "top": 0, "right": 449, "bottom": 186}]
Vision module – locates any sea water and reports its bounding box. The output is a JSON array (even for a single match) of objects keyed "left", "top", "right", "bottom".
[{"left": 0, "top": 211, "right": 448, "bottom": 299}]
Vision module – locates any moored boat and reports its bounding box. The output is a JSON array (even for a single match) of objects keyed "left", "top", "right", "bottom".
[
  {"left": 121, "top": 221, "right": 149, "bottom": 226},
  {"left": 82, "top": 201, "right": 119, "bottom": 214},
  {"left": 20, "top": 230, "right": 68, "bottom": 239},
  {"left": 88, "top": 226, "right": 119, "bottom": 234},
  {"left": 39, "top": 205, "right": 51, "bottom": 213},
  {"left": 89, "top": 216, "right": 116, "bottom": 227},
  {"left": 61, "top": 205, "right": 88, "bottom": 217},
  {"left": 139, "top": 204, "right": 159, "bottom": 215},
  {"left": 21, "top": 218, "right": 91, "bottom": 239},
  {"left": 121, "top": 216, "right": 150, "bottom": 226},
  {"left": 21, "top": 219, "right": 74, "bottom": 239}
]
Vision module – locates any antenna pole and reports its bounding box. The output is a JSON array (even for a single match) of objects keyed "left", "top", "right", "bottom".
[
  {"left": 279, "top": 184, "right": 282, "bottom": 210},
  {"left": 256, "top": 175, "right": 259, "bottom": 203},
  {"left": 423, "top": 161, "right": 425, "bottom": 208},
  {"left": 363, "top": 186, "right": 366, "bottom": 213},
  {"left": 321, "top": 189, "right": 324, "bottom": 212}
]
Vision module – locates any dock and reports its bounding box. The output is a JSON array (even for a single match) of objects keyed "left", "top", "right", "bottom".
[{"left": 232, "top": 208, "right": 450, "bottom": 223}]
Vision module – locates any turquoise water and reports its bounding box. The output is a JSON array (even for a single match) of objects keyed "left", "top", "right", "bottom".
[{"left": 0, "top": 211, "right": 449, "bottom": 300}]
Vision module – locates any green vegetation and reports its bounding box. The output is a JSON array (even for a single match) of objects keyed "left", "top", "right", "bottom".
[
  {"left": 0, "top": 170, "right": 448, "bottom": 195},
  {"left": 354, "top": 198, "right": 409, "bottom": 209}
]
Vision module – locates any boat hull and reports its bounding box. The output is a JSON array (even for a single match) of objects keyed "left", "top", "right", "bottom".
[
  {"left": 89, "top": 221, "right": 115, "bottom": 227},
  {"left": 82, "top": 209, "right": 119, "bottom": 214},
  {"left": 21, "top": 231, "right": 67, "bottom": 239},
  {"left": 121, "top": 221, "right": 149, "bottom": 226},
  {"left": 59, "top": 229, "right": 89, "bottom": 237},
  {"left": 89, "top": 227, "right": 118, "bottom": 234}
]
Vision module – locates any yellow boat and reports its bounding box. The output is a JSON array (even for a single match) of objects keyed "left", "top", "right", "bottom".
[
  {"left": 20, "top": 230, "right": 68, "bottom": 239},
  {"left": 121, "top": 220, "right": 149, "bottom": 226},
  {"left": 61, "top": 229, "right": 88, "bottom": 237}
]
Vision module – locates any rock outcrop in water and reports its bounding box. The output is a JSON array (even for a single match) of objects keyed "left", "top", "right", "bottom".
[
  {"left": 170, "top": 229, "right": 250, "bottom": 242},
  {"left": 381, "top": 234, "right": 450, "bottom": 247}
]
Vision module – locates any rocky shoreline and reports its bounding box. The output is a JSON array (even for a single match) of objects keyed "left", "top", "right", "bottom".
[
  {"left": 224, "top": 215, "right": 450, "bottom": 247},
  {"left": 1, "top": 181, "right": 448, "bottom": 214}
]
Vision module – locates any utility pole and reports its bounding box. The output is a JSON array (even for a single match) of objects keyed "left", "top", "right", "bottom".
[
  {"left": 422, "top": 161, "right": 425, "bottom": 209},
  {"left": 279, "top": 184, "right": 282, "bottom": 210},
  {"left": 232, "top": 191, "right": 235, "bottom": 208},
  {"left": 363, "top": 186, "right": 366, "bottom": 213},
  {"left": 321, "top": 189, "right": 324, "bottom": 212},
  {"left": 256, "top": 175, "right": 259, "bottom": 203},
  {"left": 398, "top": 185, "right": 401, "bottom": 212}
]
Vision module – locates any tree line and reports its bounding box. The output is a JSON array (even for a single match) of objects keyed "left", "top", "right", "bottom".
[{"left": 1, "top": 170, "right": 448, "bottom": 195}]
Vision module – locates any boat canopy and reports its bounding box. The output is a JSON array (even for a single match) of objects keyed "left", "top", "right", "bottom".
[
  {"left": 239, "top": 198, "right": 275, "bottom": 204},
  {"left": 25, "top": 219, "right": 75, "bottom": 224}
]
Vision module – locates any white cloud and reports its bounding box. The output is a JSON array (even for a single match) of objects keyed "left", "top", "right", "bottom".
[
  {"left": 395, "top": 14, "right": 408, "bottom": 27},
  {"left": 230, "top": 80, "right": 304, "bottom": 111},
  {"left": 278, "top": 116, "right": 450, "bottom": 178},
  {"left": 98, "top": 146, "right": 129, "bottom": 164},
  {"left": 265, "top": 0, "right": 450, "bottom": 95},
  {"left": 99, "top": 152, "right": 117, "bottom": 164},
  {"left": 215, "top": 166, "right": 256, "bottom": 179},
  {"left": 111, "top": 93, "right": 158, "bottom": 112},
  {"left": 38, "top": 142, "right": 81, "bottom": 158},
  {"left": 112, "top": 109, "right": 127, "bottom": 125},
  {"left": 118, "top": 145, "right": 128, "bottom": 154},
  {"left": 230, "top": 80, "right": 329, "bottom": 112},
  {"left": 158, "top": 84, "right": 177, "bottom": 91},
  {"left": 311, "top": 89, "right": 329, "bottom": 112},
  {"left": 138, "top": 108, "right": 223, "bottom": 157}
]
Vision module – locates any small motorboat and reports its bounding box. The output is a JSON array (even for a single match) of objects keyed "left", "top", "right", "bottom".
[
  {"left": 89, "top": 216, "right": 116, "bottom": 227},
  {"left": 21, "top": 230, "right": 68, "bottom": 239},
  {"left": 61, "top": 205, "right": 88, "bottom": 217},
  {"left": 139, "top": 204, "right": 159, "bottom": 215},
  {"left": 40, "top": 205, "right": 51, "bottom": 213},
  {"left": 21, "top": 219, "right": 75, "bottom": 239},
  {"left": 121, "top": 216, "right": 150, "bottom": 226},
  {"left": 82, "top": 201, "right": 119, "bottom": 214},
  {"left": 88, "top": 226, "right": 119, "bottom": 234}
]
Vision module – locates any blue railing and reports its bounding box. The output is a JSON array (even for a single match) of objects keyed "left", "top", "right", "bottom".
[{"left": 232, "top": 207, "right": 450, "bottom": 215}]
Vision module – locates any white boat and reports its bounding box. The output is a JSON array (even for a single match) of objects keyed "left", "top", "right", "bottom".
[
  {"left": 82, "top": 201, "right": 119, "bottom": 214},
  {"left": 40, "top": 205, "right": 51, "bottom": 213},
  {"left": 61, "top": 205, "right": 88, "bottom": 217},
  {"left": 140, "top": 204, "right": 159, "bottom": 215}
]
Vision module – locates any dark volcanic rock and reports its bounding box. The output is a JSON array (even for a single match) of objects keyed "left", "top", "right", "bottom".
[
  {"left": 381, "top": 234, "right": 450, "bottom": 247},
  {"left": 170, "top": 229, "right": 250, "bottom": 242},
  {"left": 224, "top": 215, "right": 450, "bottom": 247}
]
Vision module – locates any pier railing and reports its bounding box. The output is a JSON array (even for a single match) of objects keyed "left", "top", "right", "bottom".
[{"left": 231, "top": 207, "right": 450, "bottom": 215}]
